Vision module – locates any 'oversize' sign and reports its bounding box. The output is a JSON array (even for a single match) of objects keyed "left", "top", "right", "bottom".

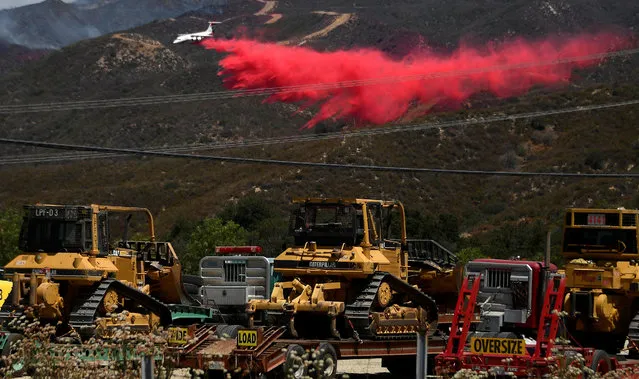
[{"left": 469, "top": 337, "right": 527, "bottom": 356}]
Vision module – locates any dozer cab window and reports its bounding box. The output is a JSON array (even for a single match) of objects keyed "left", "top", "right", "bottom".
[
  {"left": 19, "top": 219, "right": 84, "bottom": 252},
  {"left": 97, "top": 212, "right": 110, "bottom": 255},
  {"left": 381, "top": 205, "right": 403, "bottom": 247},
  {"left": 291, "top": 203, "right": 363, "bottom": 246},
  {"left": 563, "top": 227, "right": 638, "bottom": 254},
  {"left": 366, "top": 203, "right": 383, "bottom": 245}
]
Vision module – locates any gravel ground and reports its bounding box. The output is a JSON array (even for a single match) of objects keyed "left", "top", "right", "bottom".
[
  {"left": 337, "top": 358, "right": 389, "bottom": 375},
  {"left": 170, "top": 358, "right": 393, "bottom": 378}
]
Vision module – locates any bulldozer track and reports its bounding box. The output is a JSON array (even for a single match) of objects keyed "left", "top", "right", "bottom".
[
  {"left": 345, "top": 272, "right": 386, "bottom": 339},
  {"left": 0, "top": 297, "right": 14, "bottom": 323},
  {"left": 69, "top": 279, "right": 172, "bottom": 336},
  {"left": 345, "top": 272, "right": 438, "bottom": 340},
  {"left": 628, "top": 311, "right": 639, "bottom": 355}
]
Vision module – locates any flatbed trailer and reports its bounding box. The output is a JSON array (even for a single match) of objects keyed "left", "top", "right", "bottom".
[
  {"left": 172, "top": 323, "right": 447, "bottom": 378},
  {"left": 437, "top": 345, "right": 639, "bottom": 377},
  {"left": 434, "top": 261, "right": 639, "bottom": 378}
]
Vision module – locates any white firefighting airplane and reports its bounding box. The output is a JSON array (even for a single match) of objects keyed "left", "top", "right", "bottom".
[{"left": 173, "top": 21, "right": 221, "bottom": 44}]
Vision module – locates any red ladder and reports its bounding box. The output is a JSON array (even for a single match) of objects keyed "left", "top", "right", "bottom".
[
  {"left": 533, "top": 274, "right": 566, "bottom": 358},
  {"left": 444, "top": 273, "right": 481, "bottom": 357}
]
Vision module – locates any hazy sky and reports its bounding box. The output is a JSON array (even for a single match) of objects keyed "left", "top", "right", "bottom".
[{"left": 0, "top": 1, "right": 75, "bottom": 10}]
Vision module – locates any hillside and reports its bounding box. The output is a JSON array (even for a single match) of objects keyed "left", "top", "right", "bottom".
[
  {"left": 0, "top": 40, "right": 51, "bottom": 75},
  {"left": 0, "top": 0, "right": 226, "bottom": 49},
  {"left": 0, "top": 0, "right": 638, "bottom": 260}
]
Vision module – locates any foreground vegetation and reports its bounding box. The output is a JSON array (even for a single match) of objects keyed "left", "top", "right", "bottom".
[{"left": 0, "top": 314, "right": 187, "bottom": 379}]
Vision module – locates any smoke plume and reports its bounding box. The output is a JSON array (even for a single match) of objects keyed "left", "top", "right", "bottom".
[{"left": 201, "top": 32, "right": 632, "bottom": 128}]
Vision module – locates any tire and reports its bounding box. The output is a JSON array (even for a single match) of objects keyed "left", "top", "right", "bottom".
[
  {"left": 1, "top": 333, "right": 21, "bottom": 357},
  {"left": 589, "top": 349, "right": 611, "bottom": 375},
  {"left": 183, "top": 274, "right": 203, "bottom": 287},
  {"left": 1, "top": 333, "right": 24, "bottom": 375},
  {"left": 215, "top": 324, "right": 241, "bottom": 339},
  {"left": 283, "top": 344, "right": 307, "bottom": 379},
  {"left": 496, "top": 332, "right": 518, "bottom": 339},
  {"left": 311, "top": 342, "right": 337, "bottom": 379},
  {"left": 559, "top": 350, "right": 582, "bottom": 373}
]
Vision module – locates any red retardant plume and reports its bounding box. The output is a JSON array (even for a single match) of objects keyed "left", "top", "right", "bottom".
[{"left": 201, "top": 32, "right": 632, "bottom": 128}]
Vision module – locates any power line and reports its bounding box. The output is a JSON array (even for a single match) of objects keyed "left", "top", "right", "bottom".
[
  {"left": 1, "top": 136, "right": 637, "bottom": 177},
  {"left": 1, "top": 96, "right": 638, "bottom": 165},
  {"left": 0, "top": 47, "right": 637, "bottom": 114},
  {"left": 0, "top": 96, "right": 638, "bottom": 166}
]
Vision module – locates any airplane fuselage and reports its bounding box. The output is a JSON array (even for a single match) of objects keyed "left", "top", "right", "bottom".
[{"left": 173, "top": 22, "right": 220, "bottom": 44}]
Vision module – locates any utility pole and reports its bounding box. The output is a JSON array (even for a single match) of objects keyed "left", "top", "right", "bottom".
[
  {"left": 416, "top": 321, "right": 429, "bottom": 379},
  {"left": 141, "top": 355, "right": 154, "bottom": 379}
]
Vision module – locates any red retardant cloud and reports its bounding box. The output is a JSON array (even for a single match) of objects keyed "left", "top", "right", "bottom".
[{"left": 201, "top": 32, "right": 632, "bottom": 128}]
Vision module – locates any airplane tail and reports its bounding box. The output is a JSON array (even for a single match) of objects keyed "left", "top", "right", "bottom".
[{"left": 207, "top": 21, "right": 222, "bottom": 33}]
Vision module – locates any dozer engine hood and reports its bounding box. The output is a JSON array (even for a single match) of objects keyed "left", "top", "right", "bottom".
[{"left": 272, "top": 245, "right": 389, "bottom": 278}]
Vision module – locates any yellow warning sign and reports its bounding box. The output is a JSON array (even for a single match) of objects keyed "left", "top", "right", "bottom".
[
  {"left": 0, "top": 281, "right": 13, "bottom": 309},
  {"left": 237, "top": 329, "right": 259, "bottom": 348},
  {"left": 470, "top": 337, "right": 527, "bottom": 356},
  {"left": 168, "top": 327, "right": 190, "bottom": 345}
]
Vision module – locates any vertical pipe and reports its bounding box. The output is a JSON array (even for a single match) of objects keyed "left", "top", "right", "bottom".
[
  {"left": 545, "top": 231, "right": 551, "bottom": 268},
  {"left": 141, "top": 355, "right": 153, "bottom": 379},
  {"left": 12, "top": 274, "right": 20, "bottom": 306},
  {"left": 29, "top": 274, "right": 37, "bottom": 306},
  {"left": 416, "top": 329, "right": 426, "bottom": 379},
  {"left": 426, "top": 332, "right": 429, "bottom": 378}
]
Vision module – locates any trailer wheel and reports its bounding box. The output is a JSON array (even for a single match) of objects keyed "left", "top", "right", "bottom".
[
  {"left": 589, "top": 349, "right": 611, "bottom": 374},
  {"left": 1, "top": 334, "right": 24, "bottom": 374},
  {"left": 1, "top": 333, "right": 21, "bottom": 358},
  {"left": 311, "top": 342, "right": 337, "bottom": 379},
  {"left": 215, "top": 324, "right": 240, "bottom": 339},
  {"left": 284, "top": 344, "right": 307, "bottom": 379},
  {"left": 559, "top": 350, "right": 581, "bottom": 372}
]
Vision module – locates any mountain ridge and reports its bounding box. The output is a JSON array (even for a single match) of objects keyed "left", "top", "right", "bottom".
[
  {"left": 0, "top": 0, "right": 638, "bottom": 259},
  {"left": 0, "top": 0, "right": 226, "bottom": 49}
]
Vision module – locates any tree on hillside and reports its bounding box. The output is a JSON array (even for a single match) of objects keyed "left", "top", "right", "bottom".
[
  {"left": 219, "top": 196, "right": 290, "bottom": 256},
  {"left": 475, "top": 220, "right": 548, "bottom": 260},
  {"left": 219, "top": 196, "right": 274, "bottom": 231},
  {"left": 404, "top": 210, "right": 460, "bottom": 251},
  {"left": 247, "top": 217, "right": 292, "bottom": 257},
  {"left": 456, "top": 247, "right": 485, "bottom": 265},
  {"left": 164, "top": 218, "right": 198, "bottom": 258},
  {"left": 182, "top": 218, "right": 247, "bottom": 274},
  {"left": 0, "top": 208, "right": 21, "bottom": 266}
]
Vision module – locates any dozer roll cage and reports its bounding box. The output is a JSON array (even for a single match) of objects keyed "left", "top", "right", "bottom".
[
  {"left": 20, "top": 204, "right": 156, "bottom": 256},
  {"left": 561, "top": 208, "right": 639, "bottom": 260},
  {"left": 290, "top": 198, "right": 408, "bottom": 248}
]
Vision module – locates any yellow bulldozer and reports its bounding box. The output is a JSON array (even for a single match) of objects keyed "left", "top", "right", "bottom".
[
  {"left": 0, "top": 204, "right": 197, "bottom": 338},
  {"left": 247, "top": 198, "right": 459, "bottom": 339},
  {"left": 562, "top": 207, "right": 639, "bottom": 354}
]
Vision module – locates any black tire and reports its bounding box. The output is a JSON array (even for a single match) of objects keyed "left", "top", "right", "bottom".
[
  {"left": 311, "top": 342, "right": 337, "bottom": 379},
  {"left": 1, "top": 333, "right": 21, "bottom": 358},
  {"left": 183, "top": 274, "right": 203, "bottom": 287},
  {"left": 1, "top": 333, "right": 23, "bottom": 374},
  {"left": 496, "top": 332, "right": 518, "bottom": 339},
  {"left": 283, "top": 344, "right": 307, "bottom": 379},
  {"left": 215, "top": 324, "right": 241, "bottom": 339},
  {"left": 560, "top": 350, "right": 581, "bottom": 371},
  {"left": 589, "top": 349, "right": 611, "bottom": 375}
]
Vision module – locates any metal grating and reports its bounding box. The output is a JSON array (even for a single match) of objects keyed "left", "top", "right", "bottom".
[
  {"left": 223, "top": 261, "right": 246, "bottom": 283},
  {"left": 623, "top": 213, "right": 638, "bottom": 227},
  {"left": 486, "top": 269, "right": 510, "bottom": 289}
]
